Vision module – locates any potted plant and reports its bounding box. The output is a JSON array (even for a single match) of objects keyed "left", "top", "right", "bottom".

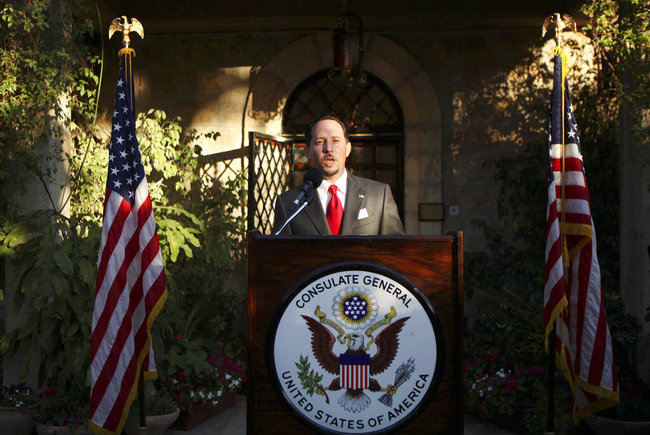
[
  {"left": 0, "top": 383, "right": 37, "bottom": 434},
  {"left": 158, "top": 338, "right": 245, "bottom": 431},
  {"left": 123, "top": 382, "right": 180, "bottom": 435},
  {"left": 464, "top": 351, "right": 546, "bottom": 432},
  {"left": 33, "top": 388, "right": 91, "bottom": 435},
  {"left": 0, "top": 213, "right": 96, "bottom": 434}
]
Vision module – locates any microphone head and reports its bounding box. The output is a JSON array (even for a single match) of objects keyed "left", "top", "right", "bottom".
[{"left": 304, "top": 167, "right": 323, "bottom": 188}]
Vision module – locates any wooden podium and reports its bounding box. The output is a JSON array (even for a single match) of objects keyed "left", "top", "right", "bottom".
[{"left": 247, "top": 233, "right": 463, "bottom": 434}]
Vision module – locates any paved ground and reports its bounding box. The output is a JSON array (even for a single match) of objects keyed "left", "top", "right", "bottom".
[{"left": 165, "top": 395, "right": 517, "bottom": 434}]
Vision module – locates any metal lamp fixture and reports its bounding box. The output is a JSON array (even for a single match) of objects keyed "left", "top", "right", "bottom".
[{"left": 330, "top": 11, "right": 367, "bottom": 85}]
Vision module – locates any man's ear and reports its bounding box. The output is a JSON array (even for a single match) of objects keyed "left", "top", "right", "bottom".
[{"left": 345, "top": 141, "right": 352, "bottom": 157}]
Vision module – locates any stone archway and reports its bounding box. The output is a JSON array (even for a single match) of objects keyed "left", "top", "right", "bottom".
[{"left": 252, "top": 33, "right": 442, "bottom": 234}]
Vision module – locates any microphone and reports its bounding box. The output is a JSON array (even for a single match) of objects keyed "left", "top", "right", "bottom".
[
  {"left": 274, "top": 190, "right": 317, "bottom": 235},
  {"left": 289, "top": 167, "right": 323, "bottom": 212}
]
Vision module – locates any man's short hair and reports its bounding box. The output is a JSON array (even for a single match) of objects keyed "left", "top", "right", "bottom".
[{"left": 305, "top": 112, "right": 350, "bottom": 146}]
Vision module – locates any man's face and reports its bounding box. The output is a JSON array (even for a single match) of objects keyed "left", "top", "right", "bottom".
[{"left": 306, "top": 119, "right": 351, "bottom": 182}]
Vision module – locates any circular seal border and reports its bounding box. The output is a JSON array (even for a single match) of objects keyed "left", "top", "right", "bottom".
[{"left": 265, "top": 262, "right": 445, "bottom": 435}]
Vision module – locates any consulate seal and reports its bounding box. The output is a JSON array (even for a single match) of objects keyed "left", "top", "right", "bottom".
[{"left": 267, "top": 262, "right": 444, "bottom": 434}]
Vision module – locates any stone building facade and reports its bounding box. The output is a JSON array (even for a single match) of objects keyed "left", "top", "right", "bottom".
[{"left": 96, "top": 1, "right": 649, "bottom": 344}]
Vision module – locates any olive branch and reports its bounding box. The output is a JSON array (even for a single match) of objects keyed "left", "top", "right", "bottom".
[{"left": 295, "top": 355, "right": 330, "bottom": 403}]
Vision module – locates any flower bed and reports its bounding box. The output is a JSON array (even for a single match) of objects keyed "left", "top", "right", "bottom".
[
  {"left": 464, "top": 352, "right": 544, "bottom": 431},
  {"left": 160, "top": 350, "right": 245, "bottom": 429}
]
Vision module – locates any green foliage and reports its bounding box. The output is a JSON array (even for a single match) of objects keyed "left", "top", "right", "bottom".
[
  {"left": 36, "top": 388, "right": 88, "bottom": 427},
  {"left": 0, "top": 2, "right": 248, "bottom": 422},
  {"left": 129, "top": 383, "right": 176, "bottom": 416},
  {"left": 158, "top": 341, "right": 245, "bottom": 413},
  {"left": 464, "top": 10, "right": 633, "bottom": 430},
  {"left": 0, "top": 106, "right": 247, "bottom": 401},
  {"left": 296, "top": 355, "right": 324, "bottom": 397},
  {"left": 0, "top": 211, "right": 99, "bottom": 406},
  {"left": 582, "top": 0, "right": 650, "bottom": 142},
  {"left": 464, "top": 352, "right": 545, "bottom": 431},
  {"left": 0, "top": 0, "right": 100, "bottom": 217}
]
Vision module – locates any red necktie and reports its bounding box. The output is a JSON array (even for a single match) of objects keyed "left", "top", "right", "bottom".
[{"left": 326, "top": 184, "right": 343, "bottom": 235}]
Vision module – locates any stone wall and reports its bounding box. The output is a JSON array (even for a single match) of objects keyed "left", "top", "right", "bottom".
[{"left": 103, "top": 24, "right": 555, "bottom": 250}]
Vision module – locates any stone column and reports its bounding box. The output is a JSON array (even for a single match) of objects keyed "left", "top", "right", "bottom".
[{"left": 619, "top": 75, "right": 650, "bottom": 379}]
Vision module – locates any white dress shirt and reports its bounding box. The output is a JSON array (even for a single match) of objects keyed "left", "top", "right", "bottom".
[{"left": 316, "top": 169, "right": 347, "bottom": 215}]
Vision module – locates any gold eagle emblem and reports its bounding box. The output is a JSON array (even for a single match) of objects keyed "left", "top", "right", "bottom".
[
  {"left": 542, "top": 13, "right": 577, "bottom": 47},
  {"left": 108, "top": 16, "right": 144, "bottom": 48}
]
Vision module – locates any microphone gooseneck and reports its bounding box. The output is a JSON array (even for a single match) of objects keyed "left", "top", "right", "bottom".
[{"left": 289, "top": 168, "right": 323, "bottom": 213}]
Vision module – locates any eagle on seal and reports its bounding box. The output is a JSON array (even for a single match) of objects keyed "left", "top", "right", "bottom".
[{"left": 301, "top": 314, "right": 409, "bottom": 413}]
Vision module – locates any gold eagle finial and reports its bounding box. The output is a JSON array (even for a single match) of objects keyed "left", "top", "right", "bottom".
[
  {"left": 542, "top": 13, "right": 576, "bottom": 48},
  {"left": 108, "top": 16, "right": 144, "bottom": 49}
]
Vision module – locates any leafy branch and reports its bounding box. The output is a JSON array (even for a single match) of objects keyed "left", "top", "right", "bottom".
[{"left": 295, "top": 355, "right": 325, "bottom": 397}]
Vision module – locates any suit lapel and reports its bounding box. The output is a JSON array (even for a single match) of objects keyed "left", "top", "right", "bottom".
[
  {"left": 341, "top": 175, "right": 365, "bottom": 235},
  {"left": 304, "top": 189, "right": 331, "bottom": 235}
]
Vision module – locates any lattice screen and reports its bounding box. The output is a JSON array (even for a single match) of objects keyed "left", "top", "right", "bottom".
[
  {"left": 247, "top": 132, "right": 294, "bottom": 234},
  {"left": 199, "top": 133, "right": 294, "bottom": 236}
]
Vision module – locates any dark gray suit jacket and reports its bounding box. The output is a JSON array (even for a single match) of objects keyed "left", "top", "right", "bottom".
[{"left": 273, "top": 174, "right": 404, "bottom": 235}]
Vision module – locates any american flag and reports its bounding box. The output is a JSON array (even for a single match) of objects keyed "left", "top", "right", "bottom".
[
  {"left": 543, "top": 47, "right": 619, "bottom": 423},
  {"left": 340, "top": 354, "right": 370, "bottom": 389},
  {"left": 89, "top": 51, "right": 167, "bottom": 434}
]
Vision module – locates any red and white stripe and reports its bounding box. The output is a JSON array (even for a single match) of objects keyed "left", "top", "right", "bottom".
[
  {"left": 340, "top": 363, "right": 369, "bottom": 390},
  {"left": 545, "top": 137, "right": 619, "bottom": 420},
  {"left": 89, "top": 178, "right": 166, "bottom": 433}
]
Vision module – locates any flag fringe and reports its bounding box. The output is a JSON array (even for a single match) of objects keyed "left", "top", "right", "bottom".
[
  {"left": 117, "top": 47, "right": 135, "bottom": 57},
  {"left": 95, "top": 285, "right": 168, "bottom": 435},
  {"left": 544, "top": 295, "right": 568, "bottom": 351},
  {"left": 559, "top": 222, "right": 592, "bottom": 263},
  {"left": 554, "top": 339, "right": 620, "bottom": 424}
]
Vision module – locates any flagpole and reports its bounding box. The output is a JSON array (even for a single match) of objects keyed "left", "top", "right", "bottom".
[
  {"left": 541, "top": 13, "right": 576, "bottom": 435},
  {"left": 111, "top": 16, "right": 149, "bottom": 434},
  {"left": 138, "top": 367, "right": 147, "bottom": 434}
]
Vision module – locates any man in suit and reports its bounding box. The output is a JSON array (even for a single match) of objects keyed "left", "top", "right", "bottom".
[{"left": 273, "top": 113, "right": 404, "bottom": 235}]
